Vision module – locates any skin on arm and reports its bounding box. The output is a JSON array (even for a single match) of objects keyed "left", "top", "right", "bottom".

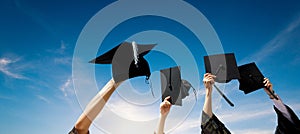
[
  {"left": 156, "top": 96, "right": 172, "bottom": 134},
  {"left": 202, "top": 73, "right": 216, "bottom": 118},
  {"left": 74, "top": 78, "right": 123, "bottom": 134}
]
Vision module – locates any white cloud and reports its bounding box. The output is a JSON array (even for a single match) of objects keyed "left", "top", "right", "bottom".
[
  {"left": 54, "top": 57, "right": 72, "bottom": 65},
  {"left": 47, "top": 40, "right": 68, "bottom": 55},
  {"left": 60, "top": 77, "right": 74, "bottom": 97},
  {"left": 56, "top": 40, "right": 67, "bottom": 55},
  {"left": 0, "top": 57, "right": 27, "bottom": 79},
  {"left": 47, "top": 40, "right": 72, "bottom": 65},
  {"left": 241, "top": 16, "right": 300, "bottom": 64},
  {"left": 0, "top": 58, "right": 12, "bottom": 65},
  {"left": 219, "top": 108, "right": 274, "bottom": 123},
  {"left": 0, "top": 95, "right": 15, "bottom": 101},
  {"left": 36, "top": 95, "right": 51, "bottom": 104}
]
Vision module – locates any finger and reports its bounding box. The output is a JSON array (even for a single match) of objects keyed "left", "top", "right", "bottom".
[
  {"left": 164, "top": 96, "right": 171, "bottom": 101},
  {"left": 208, "top": 77, "right": 215, "bottom": 82},
  {"left": 204, "top": 73, "right": 210, "bottom": 77},
  {"left": 264, "top": 81, "right": 269, "bottom": 86},
  {"left": 265, "top": 83, "right": 270, "bottom": 87},
  {"left": 165, "top": 100, "right": 171, "bottom": 105},
  {"left": 263, "top": 78, "right": 268, "bottom": 84},
  {"left": 263, "top": 78, "right": 267, "bottom": 84},
  {"left": 266, "top": 81, "right": 272, "bottom": 88},
  {"left": 207, "top": 74, "right": 214, "bottom": 78}
]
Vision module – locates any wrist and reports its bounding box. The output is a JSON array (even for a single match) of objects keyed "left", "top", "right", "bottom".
[
  {"left": 160, "top": 113, "right": 168, "bottom": 118},
  {"left": 205, "top": 89, "right": 212, "bottom": 97}
]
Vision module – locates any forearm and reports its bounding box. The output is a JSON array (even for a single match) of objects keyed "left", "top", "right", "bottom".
[
  {"left": 75, "top": 79, "right": 120, "bottom": 133},
  {"left": 203, "top": 89, "right": 213, "bottom": 118},
  {"left": 156, "top": 114, "right": 167, "bottom": 134}
]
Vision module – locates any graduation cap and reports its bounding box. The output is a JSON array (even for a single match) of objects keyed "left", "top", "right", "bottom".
[
  {"left": 204, "top": 53, "right": 240, "bottom": 107},
  {"left": 89, "top": 41, "right": 156, "bottom": 82},
  {"left": 204, "top": 53, "right": 240, "bottom": 83},
  {"left": 238, "top": 62, "right": 278, "bottom": 99},
  {"left": 181, "top": 79, "right": 196, "bottom": 100},
  {"left": 160, "top": 66, "right": 182, "bottom": 106},
  {"left": 160, "top": 66, "right": 196, "bottom": 106}
]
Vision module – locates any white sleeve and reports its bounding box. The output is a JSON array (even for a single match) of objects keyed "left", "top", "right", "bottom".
[{"left": 272, "top": 95, "right": 294, "bottom": 123}]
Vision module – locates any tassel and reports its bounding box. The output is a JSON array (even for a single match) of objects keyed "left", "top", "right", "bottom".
[{"left": 132, "top": 41, "right": 139, "bottom": 66}]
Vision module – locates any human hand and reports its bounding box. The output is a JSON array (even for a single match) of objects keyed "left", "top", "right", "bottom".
[
  {"left": 203, "top": 73, "right": 216, "bottom": 93},
  {"left": 263, "top": 78, "right": 276, "bottom": 99},
  {"left": 160, "top": 96, "right": 172, "bottom": 117}
]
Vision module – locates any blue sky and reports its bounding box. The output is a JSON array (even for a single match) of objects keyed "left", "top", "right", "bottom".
[{"left": 1, "top": 0, "right": 300, "bottom": 134}]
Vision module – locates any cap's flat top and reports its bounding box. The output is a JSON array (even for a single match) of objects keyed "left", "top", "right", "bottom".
[
  {"left": 204, "top": 53, "right": 240, "bottom": 83},
  {"left": 238, "top": 62, "right": 265, "bottom": 94}
]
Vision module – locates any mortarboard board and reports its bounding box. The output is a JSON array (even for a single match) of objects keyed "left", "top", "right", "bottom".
[
  {"left": 204, "top": 53, "right": 240, "bottom": 83},
  {"left": 89, "top": 41, "right": 156, "bottom": 82},
  {"left": 238, "top": 62, "right": 265, "bottom": 94},
  {"left": 238, "top": 62, "right": 278, "bottom": 99},
  {"left": 160, "top": 66, "right": 183, "bottom": 106}
]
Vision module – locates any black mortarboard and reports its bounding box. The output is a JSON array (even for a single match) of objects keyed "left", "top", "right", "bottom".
[
  {"left": 89, "top": 41, "right": 156, "bottom": 82},
  {"left": 238, "top": 62, "right": 279, "bottom": 100},
  {"left": 238, "top": 62, "right": 265, "bottom": 94},
  {"left": 204, "top": 53, "right": 240, "bottom": 83},
  {"left": 160, "top": 66, "right": 182, "bottom": 106}
]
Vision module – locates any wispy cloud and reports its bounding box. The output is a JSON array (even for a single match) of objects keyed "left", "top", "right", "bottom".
[
  {"left": 56, "top": 40, "right": 67, "bottom": 55},
  {"left": 46, "top": 40, "right": 68, "bottom": 55},
  {"left": 220, "top": 108, "right": 274, "bottom": 123},
  {"left": 54, "top": 57, "right": 72, "bottom": 65},
  {"left": 36, "top": 94, "right": 51, "bottom": 104},
  {"left": 0, "top": 57, "right": 27, "bottom": 79},
  {"left": 0, "top": 95, "right": 15, "bottom": 101},
  {"left": 46, "top": 40, "right": 72, "bottom": 65},
  {"left": 60, "top": 77, "right": 74, "bottom": 97},
  {"left": 241, "top": 16, "right": 300, "bottom": 64}
]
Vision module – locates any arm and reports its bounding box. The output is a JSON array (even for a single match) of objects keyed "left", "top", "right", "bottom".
[
  {"left": 74, "top": 78, "right": 122, "bottom": 134},
  {"left": 202, "top": 73, "right": 216, "bottom": 118},
  {"left": 156, "top": 96, "right": 172, "bottom": 134},
  {"left": 263, "top": 78, "right": 292, "bottom": 122},
  {"left": 201, "top": 73, "right": 231, "bottom": 133}
]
